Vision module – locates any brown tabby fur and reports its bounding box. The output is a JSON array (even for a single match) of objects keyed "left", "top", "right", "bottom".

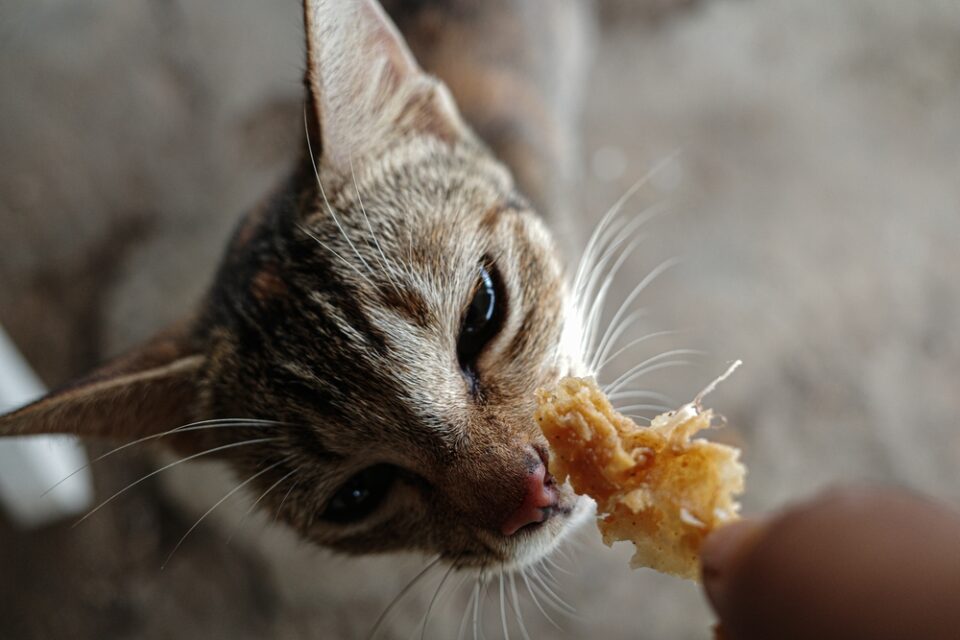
[{"left": 0, "top": 0, "right": 592, "bottom": 570}]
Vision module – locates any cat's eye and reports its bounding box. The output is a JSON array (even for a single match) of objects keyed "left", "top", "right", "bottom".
[
  {"left": 322, "top": 464, "right": 397, "bottom": 523},
  {"left": 457, "top": 263, "right": 504, "bottom": 383}
]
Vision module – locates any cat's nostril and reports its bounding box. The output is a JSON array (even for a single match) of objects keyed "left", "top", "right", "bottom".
[{"left": 500, "top": 450, "right": 558, "bottom": 536}]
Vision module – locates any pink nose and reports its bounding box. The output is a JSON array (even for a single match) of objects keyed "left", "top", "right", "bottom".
[{"left": 500, "top": 448, "right": 558, "bottom": 536}]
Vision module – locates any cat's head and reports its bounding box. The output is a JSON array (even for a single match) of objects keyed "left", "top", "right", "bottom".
[{"left": 0, "top": 0, "right": 589, "bottom": 570}]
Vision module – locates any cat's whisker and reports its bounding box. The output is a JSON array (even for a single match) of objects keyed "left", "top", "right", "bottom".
[
  {"left": 349, "top": 157, "right": 407, "bottom": 299},
  {"left": 543, "top": 555, "right": 572, "bottom": 576},
  {"left": 588, "top": 308, "right": 647, "bottom": 375},
  {"left": 607, "top": 389, "right": 677, "bottom": 406},
  {"left": 529, "top": 564, "right": 576, "bottom": 616},
  {"left": 472, "top": 570, "right": 482, "bottom": 640},
  {"left": 419, "top": 560, "right": 457, "bottom": 640},
  {"left": 571, "top": 196, "right": 623, "bottom": 303},
  {"left": 507, "top": 572, "right": 533, "bottom": 640},
  {"left": 43, "top": 418, "right": 289, "bottom": 497},
  {"left": 615, "top": 403, "right": 673, "bottom": 413},
  {"left": 498, "top": 571, "right": 511, "bottom": 640},
  {"left": 272, "top": 478, "right": 300, "bottom": 525},
  {"left": 298, "top": 223, "right": 377, "bottom": 289},
  {"left": 536, "top": 559, "right": 562, "bottom": 589},
  {"left": 519, "top": 567, "right": 560, "bottom": 630},
  {"left": 366, "top": 555, "right": 442, "bottom": 640},
  {"left": 581, "top": 234, "right": 646, "bottom": 366},
  {"left": 626, "top": 415, "right": 654, "bottom": 424},
  {"left": 458, "top": 578, "right": 479, "bottom": 640},
  {"left": 577, "top": 215, "right": 654, "bottom": 346},
  {"left": 577, "top": 215, "right": 636, "bottom": 311},
  {"left": 610, "top": 361, "right": 695, "bottom": 398},
  {"left": 605, "top": 348, "right": 705, "bottom": 395},
  {"left": 303, "top": 106, "right": 379, "bottom": 283},
  {"left": 162, "top": 459, "right": 286, "bottom": 570},
  {"left": 595, "top": 329, "right": 686, "bottom": 374},
  {"left": 592, "top": 256, "right": 682, "bottom": 371},
  {"left": 226, "top": 466, "right": 299, "bottom": 546},
  {"left": 72, "top": 437, "right": 278, "bottom": 528},
  {"left": 579, "top": 200, "right": 667, "bottom": 336},
  {"left": 571, "top": 154, "right": 678, "bottom": 302}
]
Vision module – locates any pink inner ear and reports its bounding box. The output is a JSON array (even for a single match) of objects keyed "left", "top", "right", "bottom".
[{"left": 302, "top": 0, "right": 463, "bottom": 173}]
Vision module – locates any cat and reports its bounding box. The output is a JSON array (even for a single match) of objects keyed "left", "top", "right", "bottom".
[{"left": 0, "top": 0, "right": 595, "bottom": 575}]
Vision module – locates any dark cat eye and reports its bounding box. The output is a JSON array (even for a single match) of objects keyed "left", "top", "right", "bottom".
[
  {"left": 322, "top": 464, "right": 397, "bottom": 523},
  {"left": 457, "top": 263, "right": 505, "bottom": 383}
]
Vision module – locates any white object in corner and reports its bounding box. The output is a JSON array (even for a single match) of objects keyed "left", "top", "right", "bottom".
[{"left": 0, "top": 326, "right": 94, "bottom": 528}]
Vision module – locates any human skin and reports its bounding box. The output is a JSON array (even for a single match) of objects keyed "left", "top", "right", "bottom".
[{"left": 700, "top": 487, "right": 960, "bottom": 640}]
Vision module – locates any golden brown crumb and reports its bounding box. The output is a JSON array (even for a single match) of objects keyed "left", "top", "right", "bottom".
[{"left": 535, "top": 368, "right": 745, "bottom": 580}]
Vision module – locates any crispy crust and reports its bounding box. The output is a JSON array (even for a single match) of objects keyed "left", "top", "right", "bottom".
[{"left": 535, "top": 376, "right": 745, "bottom": 579}]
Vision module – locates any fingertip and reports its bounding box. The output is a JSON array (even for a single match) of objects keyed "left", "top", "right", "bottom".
[{"left": 700, "top": 518, "right": 767, "bottom": 614}]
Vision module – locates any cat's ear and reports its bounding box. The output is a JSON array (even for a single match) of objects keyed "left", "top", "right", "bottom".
[
  {"left": 302, "top": 0, "right": 465, "bottom": 172},
  {"left": 0, "top": 321, "right": 206, "bottom": 453}
]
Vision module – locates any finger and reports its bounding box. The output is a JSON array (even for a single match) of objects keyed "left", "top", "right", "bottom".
[{"left": 700, "top": 487, "right": 960, "bottom": 640}]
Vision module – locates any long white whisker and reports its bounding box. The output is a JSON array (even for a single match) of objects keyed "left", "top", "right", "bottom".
[
  {"left": 472, "top": 571, "right": 482, "bottom": 640},
  {"left": 610, "top": 360, "right": 695, "bottom": 397},
  {"left": 537, "top": 560, "right": 562, "bottom": 589},
  {"left": 595, "top": 329, "right": 685, "bottom": 373},
  {"left": 578, "top": 216, "right": 637, "bottom": 313},
  {"left": 458, "top": 578, "right": 478, "bottom": 640},
  {"left": 588, "top": 308, "right": 647, "bottom": 375},
  {"left": 572, "top": 153, "right": 679, "bottom": 300},
  {"left": 579, "top": 201, "right": 668, "bottom": 344},
  {"left": 226, "top": 467, "right": 298, "bottom": 545},
  {"left": 607, "top": 389, "right": 677, "bottom": 406},
  {"left": 303, "top": 107, "right": 378, "bottom": 281},
  {"left": 44, "top": 418, "right": 287, "bottom": 497},
  {"left": 607, "top": 351, "right": 704, "bottom": 396},
  {"left": 420, "top": 561, "right": 457, "bottom": 640},
  {"left": 73, "top": 437, "right": 278, "bottom": 527},
  {"left": 605, "top": 349, "right": 704, "bottom": 393},
  {"left": 272, "top": 479, "right": 300, "bottom": 525},
  {"left": 350, "top": 157, "right": 406, "bottom": 298},
  {"left": 297, "top": 223, "right": 377, "bottom": 289},
  {"left": 593, "top": 257, "right": 682, "bottom": 368},
  {"left": 529, "top": 566, "right": 576, "bottom": 615},
  {"left": 507, "top": 572, "right": 532, "bottom": 640},
  {"left": 543, "top": 555, "right": 572, "bottom": 576},
  {"left": 366, "top": 555, "right": 442, "bottom": 640},
  {"left": 163, "top": 459, "right": 286, "bottom": 569},
  {"left": 520, "top": 569, "right": 560, "bottom": 630},
  {"left": 498, "top": 571, "right": 511, "bottom": 640},
  {"left": 582, "top": 236, "right": 646, "bottom": 367},
  {"left": 615, "top": 403, "right": 673, "bottom": 413}
]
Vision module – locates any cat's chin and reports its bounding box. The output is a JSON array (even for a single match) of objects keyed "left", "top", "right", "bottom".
[{"left": 469, "top": 491, "right": 595, "bottom": 571}]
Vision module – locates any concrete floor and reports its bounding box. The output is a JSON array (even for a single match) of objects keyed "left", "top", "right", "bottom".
[{"left": 1, "top": 0, "right": 959, "bottom": 638}]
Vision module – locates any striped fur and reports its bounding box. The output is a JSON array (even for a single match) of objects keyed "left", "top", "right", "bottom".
[{"left": 0, "top": 0, "right": 592, "bottom": 569}]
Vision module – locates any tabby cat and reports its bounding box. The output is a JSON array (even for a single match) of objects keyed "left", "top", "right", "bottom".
[{"left": 0, "top": 0, "right": 594, "bottom": 572}]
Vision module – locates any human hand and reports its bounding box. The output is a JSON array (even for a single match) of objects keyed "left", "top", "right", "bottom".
[{"left": 700, "top": 487, "right": 960, "bottom": 640}]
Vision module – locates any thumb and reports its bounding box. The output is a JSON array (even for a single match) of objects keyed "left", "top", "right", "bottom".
[{"left": 699, "top": 487, "right": 960, "bottom": 640}]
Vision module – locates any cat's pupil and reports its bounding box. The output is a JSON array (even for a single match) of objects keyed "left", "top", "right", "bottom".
[
  {"left": 457, "top": 264, "right": 503, "bottom": 387},
  {"left": 322, "top": 464, "right": 396, "bottom": 523}
]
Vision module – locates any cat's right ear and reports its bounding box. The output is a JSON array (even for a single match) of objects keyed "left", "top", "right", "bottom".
[
  {"left": 0, "top": 321, "right": 207, "bottom": 454},
  {"left": 301, "top": 0, "right": 466, "bottom": 173}
]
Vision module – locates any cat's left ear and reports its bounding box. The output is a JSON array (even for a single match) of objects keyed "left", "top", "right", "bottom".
[
  {"left": 0, "top": 321, "right": 206, "bottom": 453},
  {"left": 302, "top": 0, "right": 466, "bottom": 172}
]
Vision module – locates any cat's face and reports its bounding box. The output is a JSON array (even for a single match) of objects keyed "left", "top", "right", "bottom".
[
  {"left": 0, "top": 0, "right": 590, "bottom": 572},
  {"left": 200, "top": 125, "right": 589, "bottom": 567}
]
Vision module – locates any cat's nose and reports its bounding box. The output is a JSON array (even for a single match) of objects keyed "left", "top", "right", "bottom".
[{"left": 500, "top": 446, "right": 558, "bottom": 536}]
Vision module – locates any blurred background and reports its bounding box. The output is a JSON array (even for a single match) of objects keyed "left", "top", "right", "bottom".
[{"left": 1, "top": 0, "right": 959, "bottom": 638}]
